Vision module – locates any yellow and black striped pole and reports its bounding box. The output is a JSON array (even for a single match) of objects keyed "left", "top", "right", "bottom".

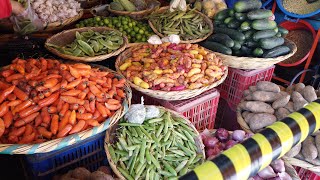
[{"left": 180, "top": 99, "right": 320, "bottom": 180}]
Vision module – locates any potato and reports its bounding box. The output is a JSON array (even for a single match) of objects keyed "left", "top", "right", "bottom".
[
  {"left": 239, "top": 101, "right": 275, "bottom": 114},
  {"left": 275, "top": 107, "right": 290, "bottom": 120},
  {"left": 284, "top": 101, "right": 294, "bottom": 113},
  {"left": 315, "top": 134, "right": 320, "bottom": 158},
  {"left": 285, "top": 143, "right": 301, "bottom": 157},
  {"left": 278, "top": 85, "right": 286, "bottom": 92},
  {"left": 286, "top": 85, "right": 294, "bottom": 94},
  {"left": 97, "top": 166, "right": 113, "bottom": 175},
  {"left": 88, "top": 171, "right": 114, "bottom": 180},
  {"left": 312, "top": 130, "right": 320, "bottom": 136},
  {"left": 243, "top": 89, "right": 251, "bottom": 97},
  {"left": 256, "top": 81, "right": 280, "bottom": 93},
  {"left": 292, "top": 91, "right": 308, "bottom": 111},
  {"left": 60, "top": 171, "right": 77, "bottom": 180},
  {"left": 302, "top": 86, "right": 317, "bottom": 103},
  {"left": 71, "top": 167, "right": 91, "bottom": 180},
  {"left": 242, "top": 112, "right": 254, "bottom": 123},
  {"left": 294, "top": 83, "right": 305, "bottom": 94},
  {"left": 272, "top": 95, "right": 290, "bottom": 109},
  {"left": 245, "top": 94, "right": 253, "bottom": 100},
  {"left": 252, "top": 91, "right": 278, "bottom": 102},
  {"left": 302, "top": 136, "right": 318, "bottom": 160},
  {"left": 249, "top": 86, "right": 257, "bottom": 92},
  {"left": 249, "top": 113, "right": 277, "bottom": 132}
]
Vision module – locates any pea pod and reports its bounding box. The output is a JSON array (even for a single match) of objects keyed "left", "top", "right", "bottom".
[
  {"left": 139, "top": 139, "right": 147, "bottom": 163},
  {"left": 118, "top": 167, "right": 134, "bottom": 180},
  {"left": 163, "top": 160, "right": 177, "bottom": 176},
  {"left": 77, "top": 40, "right": 94, "bottom": 57}
]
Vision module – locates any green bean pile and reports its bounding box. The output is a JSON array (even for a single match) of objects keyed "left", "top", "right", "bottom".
[
  {"left": 107, "top": 111, "right": 204, "bottom": 180},
  {"left": 48, "top": 29, "right": 124, "bottom": 57},
  {"left": 149, "top": 9, "right": 211, "bottom": 41}
]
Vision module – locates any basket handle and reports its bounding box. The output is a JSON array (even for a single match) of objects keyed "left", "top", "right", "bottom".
[{"left": 284, "top": 15, "right": 300, "bottom": 23}]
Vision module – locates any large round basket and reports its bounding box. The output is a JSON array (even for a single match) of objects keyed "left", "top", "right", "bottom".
[
  {"left": 105, "top": 105, "right": 206, "bottom": 179},
  {"left": 115, "top": 46, "right": 228, "bottom": 101},
  {"left": 216, "top": 39, "right": 297, "bottom": 70},
  {"left": 41, "top": 11, "right": 84, "bottom": 32},
  {"left": 148, "top": 6, "right": 214, "bottom": 44},
  {"left": 0, "top": 65, "right": 131, "bottom": 154},
  {"left": 107, "top": 0, "right": 161, "bottom": 20},
  {"left": 45, "top": 27, "right": 128, "bottom": 62}
]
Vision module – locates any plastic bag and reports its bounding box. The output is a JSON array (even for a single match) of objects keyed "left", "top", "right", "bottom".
[
  {"left": 124, "top": 97, "right": 146, "bottom": 124},
  {"left": 170, "top": 0, "right": 187, "bottom": 12},
  {"left": 148, "top": 34, "right": 181, "bottom": 44},
  {"left": 10, "top": 0, "right": 43, "bottom": 35}
]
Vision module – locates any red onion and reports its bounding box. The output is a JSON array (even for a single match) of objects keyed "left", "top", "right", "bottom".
[
  {"left": 225, "top": 140, "right": 237, "bottom": 150},
  {"left": 216, "top": 142, "right": 226, "bottom": 151},
  {"left": 204, "top": 137, "right": 219, "bottom": 148},
  {"left": 258, "top": 166, "right": 277, "bottom": 179},
  {"left": 216, "top": 128, "right": 229, "bottom": 142},
  {"left": 249, "top": 175, "right": 264, "bottom": 180},
  {"left": 278, "top": 172, "right": 292, "bottom": 180},
  {"left": 206, "top": 146, "right": 221, "bottom": 157},
  {"left": 270, "top": 159, "right": 285, "bottom": 173},
  {"left": 232, "top": 130, "right": 246, "bottom": 142}
]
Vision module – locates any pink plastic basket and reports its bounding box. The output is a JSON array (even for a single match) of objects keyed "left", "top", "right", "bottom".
[
  {"left": 132, "top": 88, "right": 220, "bottom": 131},
  {"left": 297, "top": 167, "right": 320, "bottom": 180},
  {"left": 217, "top": 66, "right": 275, "bottom": 110}
]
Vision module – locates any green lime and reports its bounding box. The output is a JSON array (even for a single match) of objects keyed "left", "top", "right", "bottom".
[
  {"left": 132, "top": 21, "right": 137, "bottom": 26},
  {"left": 103, "top": 19, "right": 110, "bottom": 24},
  {"left": 136, "top": 34, "right": 142, "bottom": 40},
  {"left": 130, "top": 31, "right": 136, "bottom": 37},
  {"left": 134, "top": 27, "right": 139, "bottom": 33},
  {"left": 119, "top": 27, "right": 123, "bottom": 32},
  {"left": 141, "top": 37, "right": 147, "bottom": 42},
  {"left": 79, "top": 24, "right": 85, "bottom": 28},
  {"left": 122, "top": 31, "right": 127, "bottom": 35},
  {"left": 94, "top": 16, "right": 101, "bottom": 21},
  {"left": 99, "top": 21, "right": 104, "bottom": 26},
  {"left": 139, "top": 29, "right": 144, "bottom": 34},
  {"left": 123, "top": 24, "right": 129, "bottom": 30},
  {"left": 131, "top": 37, "right": 136, "bottom": 42},
  {"left": 107, "top": 24, "right": 112, "bottom": 28},
  {"left": 128, "top": 22, "right": 133, "bottom": 28},
  {"left": 126, "top": 28, "right": 131, "bottom": 33},
  {"left": 122, "top": 20, "right": 128, "bottom": 25}
]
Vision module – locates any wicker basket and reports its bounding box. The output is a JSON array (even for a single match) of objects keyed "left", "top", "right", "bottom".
[
  {"left": 105, "top": 105, "right": 206, "bottom": 179},
  {"left": 45, "top": 27, "right": 128, "bottom": 62},
  {"left": 115, "top": 46, "right": 228, "bottom": 101},
  {"left": 107, "top": 0, "right": 161, "bottom": 20},
  {"left": 41, "top": 11, "right": 84, "bottom": 32},
  {"left": 217, "top": 39, "right": 297, "bottom": 70},
  {"left": 0, "top": 65, "right": 132, "bottom": 154},
  {"left": 148, "top": 6, "right": 214, "bottom": 44}
]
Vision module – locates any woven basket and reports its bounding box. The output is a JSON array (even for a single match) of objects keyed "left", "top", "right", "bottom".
[
  {"left": 0, "top": 65, "right": 132, "bottom": 154},
  {"left": 216, "top": 39, "right": 297, "bottom": 70},
  {"left": 107, "top": 0, "right": 161, "bottom": 20},
  {"left": 41, "top": 11, "right": 84, "bottom": 32},
  {"left": 148, "top": 6, "right": 214, "bottom": 44},
  {"left": 105, "top": 105, "right": 206, "bottom": 179},
  {"left": 115, "top": 46, "right": 228, "bottom": 101},
  {"left": 45, "top": 27, "right": 128, "bottom": 62}
]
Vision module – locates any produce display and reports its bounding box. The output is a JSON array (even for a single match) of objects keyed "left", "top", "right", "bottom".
[
  {"left": 0, "top": 58, "right": 127, "bottom": 144},
  {"left": 249, "top": 159, "right": 293, "bottom": 180},
  {"left": 282, "top": 0, "right": 320, "bottom": 15},
  {"left": 47, "top": 29, "right": 124, "bottom": 57},
  {"left": 148, "top": 8, "right": 212, "bottom": 41},
  {"left": 106, "top": 105, "right": 204, "bottom": 179},
  {"left": 76, "top": 16, "right": 154, "bottom": 43},
  {"left": 118, "top": 43, "right": 227, "bottom": 91},
  {"left": 55, "top": 166, "right": 116, "bottom": 180},
  {"left": 192, "top": 0, "right": 227, "bottom": 18},
  {"left": 30, "top": 0, "right": 81, "bottom": 23},
  {"left": 200, "top": 128, "right": 252, "bottom": 159},
  {"left": 201, "top": 0, "right": 291, "bottom": 58},
  {"left": 239, "top": 81, "right": 318, "bottom": 132},
  {"left": 109, "top": 0, "right": 159, "bottom": 11}
]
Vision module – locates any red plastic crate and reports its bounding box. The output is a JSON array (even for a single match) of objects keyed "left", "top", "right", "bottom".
[
  {"left": 132, "top": 88, "right": 220, "bottom": 131},
  {"left": 217, "top": 65, "right": 275, "bottom": 110},
  {"left": 297, "top": 167, "right": 320, "bottom": 180}
]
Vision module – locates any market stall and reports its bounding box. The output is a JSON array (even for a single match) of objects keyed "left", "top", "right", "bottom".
[{"left": 0, "top": 0, "right": 319, "bottom": 179}]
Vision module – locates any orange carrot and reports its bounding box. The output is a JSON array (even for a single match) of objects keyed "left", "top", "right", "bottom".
[
  {"left": 61, "top": 90, "right": 81, "bottom": 96},
  {"left": 9, "top": 126, "right": 26, "bottom": 137},
  {"left": 38, "top": 127, "right": 52, "bottom": 139},
  {"left": 65, "top": 78, "right": 81, "bottom": 89},
  {"left": 70, "top": 104, "right": 79, "bottom": 110},
  {"left": 68, "top": 65, "right": 81, "bottom": 78},
  {"left": 0, "top": 102, "right": 9, "bottom": 117},
  {"left": 116, "top": 89, "right": 125, "bottom": 98},
  {"left": 3, "top": 111, "right": 13, "bottom": 128},
  {"left": 59, "top": 103, "right": 69, "bottom": 117},
  {"left": 105, "top": 103, "right": 121, "bottom": 111},
  {"left": 107, "top": 99, "right": 120, "bottom": 105},
  {"left": 13, "top": 87, "right": 28, "bottom": 100},
  {"left": 57, "top": 124, "right": 72, "bottom": 138},
  {"left": 0, "top": 119, "right": 5, "bottom": 138},
  {"left": 60, "top": 96, "right": 85, "bottom": 105},
  {"left": 59, "top": 110, "right": 71, "bottom": 131},
  {"left": 69, "top": 110, "right": 76, "bottom": 125},
  {"left": 8, "top": 99, "right": 22, "bottom": 107},
  {"left": 86, "top": 119, "right": 100, "bottom": 127},
  {"left": 38, "top": 92, "right": 60, "bottom": 108},
  {"left": 78, "top": 106, "right": 85, "bottom": 114},
  {"left": 76, "top": 113, "right": 93, "bottom": 120},
  {"left": 34, "top": 115, "right": 42, "bottom": 127},
  {"left": 50, "top": 114, "right": 59, "bottom": 135},
  {"left": 18, "top": 132, "right": 35, "bottom": 144},
  {"left": 19, "top": 105, "right": 41, "bottom": 118},
  {"left": 0, "top": 85, "right": 15, "bottom": 104},
  {"left": 96, "top": 102, "right": 110, "bottom": 117},
  {"left": 6, "top": 74, "right": 24, "bottom": 82},
  {"left": 41, "top": 107, "right": 51, "bottom": 124},
  {"left": 14, "top": 112, "right": 39, "bottom": 127},
  {"left": 7, "top": 94, "right": 16, "bottom": 101},
  {"left": 24, "top": 124, "right": 33, "bottom": 136},
  {"left": 69, "top": 120, "right": 85, "bottom": 134}
]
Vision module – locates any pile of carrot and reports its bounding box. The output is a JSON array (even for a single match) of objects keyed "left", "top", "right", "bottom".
[{"left": 0, "top": 58, "right": 126, "bottom": 144}]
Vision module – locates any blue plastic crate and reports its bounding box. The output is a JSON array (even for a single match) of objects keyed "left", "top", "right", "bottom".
[{"left": 23, "top": 131, "right": 108, "bottom": 180}]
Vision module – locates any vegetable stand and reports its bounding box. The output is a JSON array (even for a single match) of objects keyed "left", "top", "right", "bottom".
[{"left": 0, "top": 0, "right": 320, "bottom": 179}]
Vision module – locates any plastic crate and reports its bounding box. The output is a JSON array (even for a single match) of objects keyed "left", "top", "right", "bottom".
[
  {"left": 22, "top": 131, "right": 108, "bottom": 180},
  {"left": 215, "top": 97, "right": 239, "bottom": 130},
  {"left": 132, "top": 88, "right": 220, "bottom": 131},
  {"left": 297, "top": 167, "right": 320, "bottom": 180},
  {"left": 217, "top": 66, "right": 275, "bottom": 110}
]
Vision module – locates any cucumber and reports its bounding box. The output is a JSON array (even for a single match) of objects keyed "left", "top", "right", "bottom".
[
  {"left": 232, "top": 41, "right": 242, "bottom": 50},
  {"left": 263, "top": 46, "right": 291, "bottom": 58},
  {"left": 233, "top": 50, "right": 243, "bottom": 56},
  {"left": 252, "top": 29, "right": 277, "bottom": 41},
  {"left": 240, "top": 46, "right": 252, "bottom": 56},
  {"left": 278, "top": 26, "right": 289, "bottom": 37},
  {"left": 214, "top": 27, "right": 246, "bottom": 41},
  {"left": 235, "top": 12, "right": 247, "bottom": 21},
  {"left": 276, "top": 32, "right": 282, "bottom": 37},
  {"left": 244, "top": 30, "right": 256, "bottom": 39},
  {"left": 215, "top": 9, "right": 229, "bottom": 20},
  {"left": 209, "top": 34, "right": 234, "bottom": 48},
  {"left": 224, "top": 17, "right": 234, "bottom": 24},
  {"left": 201, "top": 41, "right": 232, "bottom": 55},
  {"left": 214, "top": 20, "right": 223, "bottom": 26},
  {"left": 259, "top": 37, "right": 285, "bottom": 49},
  {"left": 228, "top": 19, "right": 241, "bottom": 29},
  {"left": 274, "top": 27, "right": 279, "bottom": 33},
  {"left": 234, "top": 0, "right": 262, "bottom": 13},
  {"left": 240, "top": 21, "right": 251, "bottom": 31},
  {"left": 245, "top": 40, "right": 259, "bottom": 48},
  {"left": 228, "top": 9, "right": 235, "bottom": 17},
  {"left": 218, "top": 24, "right": 227, "bottom": 28},
  {"left": 252, "top": 19, "right": 277, "bottom": 30},
  {"left": 247, "top": 9, "right": 273, "bottom": 20},
  {"left": 252, "top": 48, "right": 264, "bottom": 57}
]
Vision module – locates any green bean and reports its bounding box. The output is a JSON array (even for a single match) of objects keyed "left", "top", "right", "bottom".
[
  {"left": 150, "top": 152, "right": 161, "bottom": 169},
  {"left": 144, "top": 125, "right": 154, "bottom": 131},
  {"left": 135, "top": 162, "right": 144, "bottom": 174},
  {"left": 145, "top": 168, "right": 150, "bottom": 180},
  {"left": 119, "top": 160, "right": 126, "bottom": 169},
  {"left": 107, "top": 144, "right": 117, "bottom": 163},
  {"left": 116, "top": 142, "right": 123, "bottom": 150},
  {"left": 173, "top": 131, "right": 188, "bottom": 141},
  {"left": 134, "top": 127, "right": 144, "bottom": 138},
  {"left": 177, "top": 142, "right": 194, "bottom": 156},
  {"left": 119, "top": 137, "right": 128, "bottom": 150},
  {"left": 175, "top": 160, "right": 188, "bottom": 173},
  {"left": 128, "top": 127, "right": 138, "bottom": 137},
  {"left": 168, "top": 149, "right": 185, "bottom": 156},
  {"left": 163, "top": 131, "right": 171, "bottom": 142},
  {"left": 183, "top": 130, "right": 195, "bottom": 144},
  {"left": 135, "top": 163, "right": 146, "bottom": 179},
  {"left": 114, "top": 150, "right": 128, "bottom": 157},
  {"left": 139, "top": 126, "right": 152, "bottom": 139},
  {"left": 127, "top": 145, "right": 139, "bottom": 151},
  {"left": 146, "top": 147, "right": 152, "bottom": 164},
  {"left": 139, "top": 139, "right": 147, "bottom": 163},
  {"left": 159, "top": 170, "right": 173, "bottom": 177},
  {"left": 156, "top": 124, "right": 164, "bottom": 137},
  {"left": 120, "top": 156, "right": 130, "bottom": 161},
  {"left": 77, "top": 40, "right": 94, "bottom": 56},
  {"left": 154, "top": 172, "right": 160, "bottom": 180},
  {"left": 119, "top": 123, "right": 142, "bottom": 126},
  {"left": 129, "top": 155, "right": 137, "bottom": 175},
  {"left": 168, "top": 176, "right": 179, "bottom": 180},
  {"left": 118, "top": 167, "right": 134, "bottom": 180},
  {"left": 187, "top": 153, "right": 197, "bottom": 166},
  {"left": 151, "top": 133, "right": 159, "bottom": 144},
  {"left": 127, "top": 154, "right": 135, "bottom": 170},
  {"left": 192, "top": 154, "right": 203, "bottom": 164},
  {"left": 179, "top": 167, "right": 188, "bottom": 176},
  {"left": 163, "top": 160, "right": 177, "bottom": 176},
  {"left": 148, "top": 118, "right": 163, "bottom": 123}
]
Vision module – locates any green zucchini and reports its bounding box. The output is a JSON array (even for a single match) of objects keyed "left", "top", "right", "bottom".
[
  {"left": 214, "top": 20, "right": 223, "bottom": 26},
  {"left": 228, "top": 9, "right": 235, "bottom": 17},
  {"left": 276, "top": 32, "right": 282, "bottom": 37},
  {"left": 201, "top": 41, "right": 232, "bottom": 55},
  {"left": 247, "top": 9, "right": 273, "bottom": 20},
  {"left": 224, "top": 17, "right": 234, "bottom": 24},
  {"left": 214, "top": 9, "right": 229, "bottom": 20},
  {"left": 228, "top": 19, "right": 241, "bottom": 29},
  {"left": 232, "top": 41, "right": 242, "bottom": 50},
  {"left": 278, "top": 26, "right": 289, "bottom": 37},
  {"left": 252, "top": 48, "right": 264, "bottom": 57},
  {"left": 218, "top": 24, "right": 227, "bottom": 28},
  {"left": 244, "top": 30, "right": 256, "bottom": 39},
  {"left": 263, "top": 46, "right": 291, "bottom": 58},
  {"left": 234, "top": 0, "right": 262, "bottom": 13},
  {"left": 252, "top": 29, "right": 277, "bottom": 41},
  {"left": 214, "top": 27, "right": 246, "bottom": 41},
  {"left": 209, "top": 34, "right": 234, "bottom": 47},
  {"left": 259, "top": 37, "right": 285, "bottom": 49},
  {"left": 240, "top": 21, "right": 251, "bottom": 31},
  {"left": 245, "top": 40, "right": 259, "bottom": 48},
  {"left": 252, "top": 19, "right": 277, "bottom": 30},
  {"left": 234, "top": 12, "right": 247, "bottom": 21}
]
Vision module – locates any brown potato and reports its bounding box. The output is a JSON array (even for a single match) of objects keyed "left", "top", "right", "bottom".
[
  {"left": 272, "top": 95, "right": 290, "bottom": 109},
  {"left": 249, "top": 86, "right": 257, "bottom": 92},
  {"left": 256, "top": 81, "right": 280, "bottom": 93},
  {"left": 71, "top": 167, "right": 91, "bottom": 180},
  {"left": 286, "top": 85, "right": 294, "bottom": 94},
  {"left": 243, "top": 89, "right": 251, "bottom": 97},
  {"left": 249, "top": 113, "right": 277, "bottom": 132},
  {"left": 252, "top": 91, "right": 278, "bottom": 102},
  {"left": 239, "top": 101, "right": 275, "bottom": 114},
  {"left": 302, "top": 86, "right": 317, "bottom": 103},
  {"left": 97, "top": 166, "right": 113, "bottom": 175},
  {"left": 292, "top": 91, "right": 308, "bottom": 111},
  {"left": 275, "top": 107, "right": 290, "bottom": 120},
  {"left": 88, "top": 171, "right": 114, "bottom": 180},
  {"left": 284, "top": 101, "right": 294, "bottom": 113},
  {"left": 285, "top": 143, "right": 301, "bottom": 158},
  {"left": 302, "top": 136, "right": 318, "bottom": 160},
  {"left": 242, "top": 111, "right": 254, "bottom": 123},
  {"left": 245, "top": 94, "right": 253, "bottom": 100},
  {"left": 294, "top": 83, "right": 305, "bottom": 94},
  {"left": 315, "top": 134, "right": 320, "bottom": 159}
]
